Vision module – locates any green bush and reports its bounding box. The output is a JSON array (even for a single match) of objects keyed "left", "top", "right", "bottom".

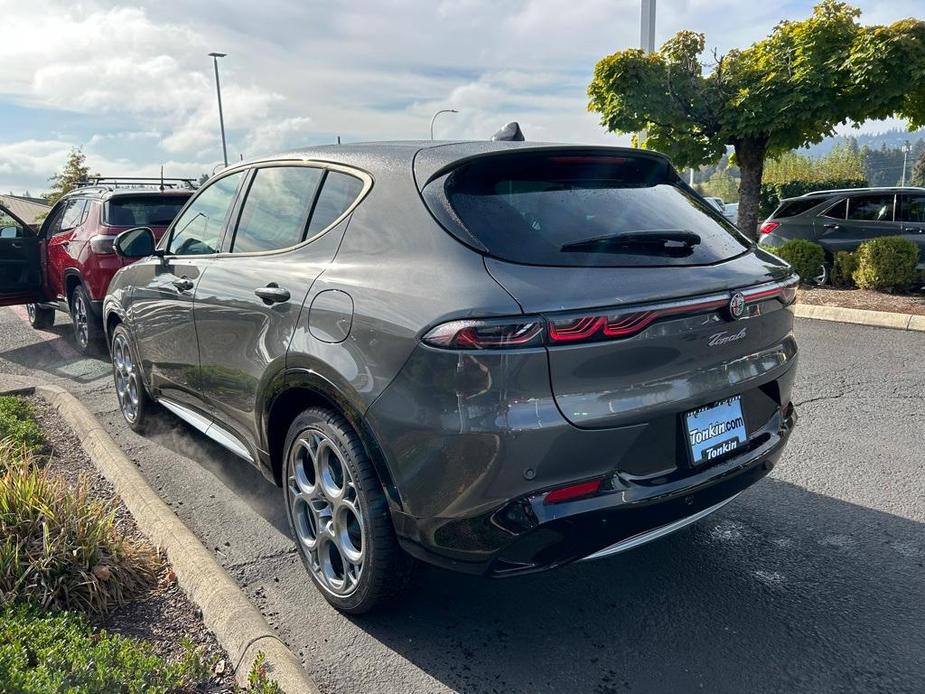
[
  {"left": 759, "top": 178, "right": 867, "bottom": 218},
  {"left": 772, "top": 239, "right": 826, "bottom": 284},
  {"left": 0, "top": 441, "right": 159, "bottom": 614},
  {"left": 0, "top": 604, "right": 214, "bottom": 694},
  {"left": 832, "top": 251, "right": 858, "bottom": 288},
  {"left": 853, "top": 236, "right": 919, "bottom": 292},
  {"left": 0, "top": 397, "right": 45, "bottom": 453}
]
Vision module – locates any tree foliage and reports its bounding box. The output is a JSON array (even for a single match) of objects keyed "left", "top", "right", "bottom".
[
  {"left": 764, "top": 140, "right": 866, "bottom": 184},
  {"left": 911, "top": 147, "right": 925, "bottom": 186},
  {"left": 588, "top": 1, "right": 925, "bottom": 238},
  {"left": 46, "top": 148, "right": 94, "bottom": 205}
]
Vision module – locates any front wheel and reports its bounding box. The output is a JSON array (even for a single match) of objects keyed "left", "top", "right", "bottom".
[
  {"left": 26, "top": 303, "right": 54, "bottom": 329},
  {"left": 110, "top": 324, "right": 152, "bottom": 432},
  {"left": 283, "top": 407, "right": 414, "bottom": 614}
]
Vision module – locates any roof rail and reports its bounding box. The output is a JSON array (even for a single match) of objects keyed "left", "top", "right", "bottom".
[
  {"left": 75, "top": 176, "right": 198, "bottom": 192},
  {"left": 800, "top": 185, "right": 925, "bottom": 197}
]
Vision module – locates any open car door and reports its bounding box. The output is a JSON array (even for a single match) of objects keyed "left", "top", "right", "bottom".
[{"left": 0, "top": 200, "right": 45, "bottom": 306}]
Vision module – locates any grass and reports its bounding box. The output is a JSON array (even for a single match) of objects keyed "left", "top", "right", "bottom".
[
  {"left": 0, "top": 397, "right": 46, "bottom": 452},
  {"left": 0, "top": 603, "right": 214, "bottom": 694}
]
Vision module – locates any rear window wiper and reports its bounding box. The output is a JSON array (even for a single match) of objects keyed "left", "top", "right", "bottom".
[{"left": 561, "top": 230, "right": 702, "bottom": 253}]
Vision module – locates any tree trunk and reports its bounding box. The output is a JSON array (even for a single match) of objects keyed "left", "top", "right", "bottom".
[{"left": 734, "top": 137, "right": 768, "bottom": 241}]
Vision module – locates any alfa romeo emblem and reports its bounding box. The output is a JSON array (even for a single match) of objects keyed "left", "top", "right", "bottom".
[{"left": 728, "top": 292, "right": 746, "bottom": 320}]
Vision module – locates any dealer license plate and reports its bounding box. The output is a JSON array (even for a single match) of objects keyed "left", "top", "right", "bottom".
[{"left": 685, "top": 396, "right": 747, "bottom": 465}]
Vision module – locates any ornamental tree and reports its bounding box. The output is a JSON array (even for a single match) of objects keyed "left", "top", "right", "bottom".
[{"left": 588, "top": 1, "right": 925, "bottom": 238}]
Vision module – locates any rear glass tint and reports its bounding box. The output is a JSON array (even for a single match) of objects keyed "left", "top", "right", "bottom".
[
  {"left": 436, "top": 152, "right": 750, "bottom": 267},
  {"left": 773, "top": 199, "right": 823, "bottom": 219},
  {"left": 105, "top": 195, "right": 190, "bottom": 227}
]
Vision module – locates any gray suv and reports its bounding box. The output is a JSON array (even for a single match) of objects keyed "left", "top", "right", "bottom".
[
  {"left": 104, "top": 142, "right": 799, "bottom": 613},
  {"left": 759, "top": 187, "right": 925, "bottom": 282}
]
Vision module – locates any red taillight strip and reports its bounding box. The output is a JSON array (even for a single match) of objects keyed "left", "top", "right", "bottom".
[{"left": 547, "top": 315, "right": 605, "bottom": 342}]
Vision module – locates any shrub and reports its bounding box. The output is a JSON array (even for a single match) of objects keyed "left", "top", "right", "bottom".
[
  {"left": 0, "top": 441, "right": 159, "bottom": 614},
  {"left": 853, "top": 236, "right": 919, "bottom": 292},
  {"left": 772, "top": 239, "right": 826, "bottom": 284},
  {"left": 0, "top": 397, "right": 45, "bottom": 452},
  {"left": 832, "top": 251, "right": 858, "bottom": 288},
  {"left": 0, "top": 604, "right": 214, "bottom": 694}
]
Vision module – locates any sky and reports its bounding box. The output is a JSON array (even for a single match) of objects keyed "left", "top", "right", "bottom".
[{"left": 0, "top": 0, "right": 922, "bottom": 195}]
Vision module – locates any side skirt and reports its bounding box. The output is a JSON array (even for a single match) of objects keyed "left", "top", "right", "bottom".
[{"left": 157, "top": 397, "right": 254, "bottom": 463}]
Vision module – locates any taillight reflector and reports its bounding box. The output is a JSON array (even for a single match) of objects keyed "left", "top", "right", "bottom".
[{"left": 544, "top": 479, "right": 602, "bottom": 504}]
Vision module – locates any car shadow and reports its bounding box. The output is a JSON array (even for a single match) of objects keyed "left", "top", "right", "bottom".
[
  {"left": 140, "top": 406, "right": 289, "bottom": 535},
  {"left": 351, "top": 479, "right": 924, "bottom": 693},
  {"left": 0, "top": 321, "right": 111, "bottom": 383}
]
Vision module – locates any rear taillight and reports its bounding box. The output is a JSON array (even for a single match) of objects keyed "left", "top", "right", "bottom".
[
  {"left": 759, "top": 221, "right": 780, "bottom": 235},
  {"left": 543, "top": 479, "right": 602, "bottom": 504},
  {"left": 422, "top": 318, "right": 545, "bottom": 349},
  {"left": 90, "top": 235, "right": 116, "bottom": 254},
  {"left": 423, "top": 278, "right": 798, "bottom": 350}
]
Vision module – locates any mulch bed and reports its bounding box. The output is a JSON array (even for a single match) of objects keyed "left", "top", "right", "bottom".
[
  {"left": 797, "top": 286, "right": 925, "bottom": 316},
  {"left": 28, "top": 396, "right": 238, "bottom": 692}
]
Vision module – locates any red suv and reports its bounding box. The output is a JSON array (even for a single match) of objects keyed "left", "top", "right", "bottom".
[{"left": 0, "top": 178, "right": 193, "bottom": 353}]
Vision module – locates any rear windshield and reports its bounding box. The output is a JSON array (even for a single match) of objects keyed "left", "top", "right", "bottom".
[
  {"left": 104, "top": 195, "right": 190, "bottom": 227},
  {"left": 435, "top": 152, "right": 750, "bottom": 267},
  {"left": 772, "top": 198, "right": 825, "bottom": 219}
]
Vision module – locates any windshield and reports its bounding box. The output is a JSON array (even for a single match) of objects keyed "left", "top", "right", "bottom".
[
  {"left": 104, "top": 195, "right": 190, "bottom": 227},
  {"left": 436, "top": 152, "right": 751, "bottom": 267}
]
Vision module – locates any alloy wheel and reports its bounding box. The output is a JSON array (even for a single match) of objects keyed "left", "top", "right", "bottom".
[
  {"left": 112, "top": 333, "right": 140, "bottom": 423},
  {"left": 73, "top": 294, "right": 89, "bottom": 348},
  {"left": 287, "top": 431, "right": 365, "bottom": 596},
  {"left": 26, "top": 304, "right": 36, "bottom": 322},
  {"left": 812, "top": 263, "right": 829, "bottom": 286}
]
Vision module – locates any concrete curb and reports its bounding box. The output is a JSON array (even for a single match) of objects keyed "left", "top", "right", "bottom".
[
  {"left": 0, "top": 375, "right": 317, "bottom": 694},
  {"left": 794, "top": 303, "right": 925, "bottom": 332}
]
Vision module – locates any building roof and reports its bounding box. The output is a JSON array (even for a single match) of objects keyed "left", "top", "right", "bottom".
[{"left": 0, "top": 194, "right": 51, "bottom": 226}]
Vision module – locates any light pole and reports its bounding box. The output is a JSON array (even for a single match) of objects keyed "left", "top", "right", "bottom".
[
  {"left": 901, "top": 141, "right": 911, "bottom": 187},
  {"left": 209, "top": 52, "right": 228, "bottom": 168},
  {"left": 430, "top": 109, "right": 458, "bottom": 140},
  {"left": 641, "top": 0, "right": 656, "bottom": 53}
]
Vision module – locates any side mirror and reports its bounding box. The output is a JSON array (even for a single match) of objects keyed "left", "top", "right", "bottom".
[{"left": 114, "top": 227, "right": 157, "bottom": 259}]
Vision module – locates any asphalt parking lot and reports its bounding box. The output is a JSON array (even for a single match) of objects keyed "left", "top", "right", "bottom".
[{"left": 0, "top": 305, "right": 922, "bottom": 694}]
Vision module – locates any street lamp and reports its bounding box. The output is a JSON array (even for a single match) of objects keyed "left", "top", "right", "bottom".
[
  {"left": 901, "top": 141, "right": 911, "bottom": 187},
  {"left": 209, "top": 52, "right": 228, "bottom": 168},
  {"left": 430, "top": 109, "right": 459, "bottom": 140}
]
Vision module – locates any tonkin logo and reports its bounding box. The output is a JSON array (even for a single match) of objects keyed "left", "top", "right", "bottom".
[{"left": 708, "top": 327, "right": 747, "bottom": 347}]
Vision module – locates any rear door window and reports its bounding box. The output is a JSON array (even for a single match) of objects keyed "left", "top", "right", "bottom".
[
  {"left": 847, "top": 194, "right": 895, "bottom": 222},
  {"left": 59, "top": 199, "right": 87, "bottom": 232},
  {"left": 231, "top": 166, "right": 324, "bottom": 253},
  {"left": 105, "top": 195, "right": 190, "bottom": 227},
  {"left": 773, "top": 198, "right": 824, "bottom": 218},
  {"left": 898, "top": 195, "right": 925, "bottom": 223},
  {"left": 432, "top": 152, "right": 750, "bottom": 267}
]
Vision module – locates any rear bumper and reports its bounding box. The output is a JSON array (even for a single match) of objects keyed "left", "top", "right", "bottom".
[{"left": 393, "top": 402, "right": 796, "bottom": 576}]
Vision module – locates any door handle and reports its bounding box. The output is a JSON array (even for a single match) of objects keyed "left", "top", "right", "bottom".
[
  {"left": 254, "top": 284, "right": 290, "bottom": 304},
  {"left": 172, "top": 277, "right": 194, "bottom": 291},
  {"left": 823, "top": 223, "right": 840, "bottom": 230},
  {"left": 10, "top": 241, "right": 22, "bottom": 249}
]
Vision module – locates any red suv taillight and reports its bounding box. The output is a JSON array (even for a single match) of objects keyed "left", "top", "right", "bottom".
[{"left": 759, "top": 221, "right": 780, "bottom": 235}]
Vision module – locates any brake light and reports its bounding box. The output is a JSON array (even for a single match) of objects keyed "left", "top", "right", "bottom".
[
  {"left": 544, "top": 479, "right": 602, "bottom": 504},
  {"left": 759, "top": 221, "right": 780, "bottom": 235},
  {"left": 90, "top": 235, "right": 116, "bottom": 254},
  {"left": 422, "top": 318, "right": 545, "bottom": 349}
]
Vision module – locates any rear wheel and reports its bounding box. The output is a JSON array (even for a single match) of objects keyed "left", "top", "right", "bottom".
[
  {"left": 811, "top": 262, "right": 829, "bottom": 286},
  {"left": 283, "top": 407, "right": 414, "bottom": 614},
  {"left": 110, "top": 324, "right": 152, "bottom": 432},
  {"left": 26, "top": 303, "right": 54, "bottom": 329},
  {"left": 70, "top": 284, "right": 103, "bottom": 354}
]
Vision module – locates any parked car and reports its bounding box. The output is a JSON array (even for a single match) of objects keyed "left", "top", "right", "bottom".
[
  {"left": 0, "top": 178, "right": 194, "bottom": 353},
  {"left": 98, "top": 143, "right": 798, "bottom": 613},
  {"left": 723, "top": 201, "right": 739, "bottom": 226},
  {"left": 758, "top": 186, "right": 925, "bottom": 282},
  {"left": 704, "top": 196, "right": 726, "bottom": 214}
]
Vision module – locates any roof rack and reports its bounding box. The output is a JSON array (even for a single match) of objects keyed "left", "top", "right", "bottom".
[{"left": 75, "top": 176, "right": 198, "bottom": 193}]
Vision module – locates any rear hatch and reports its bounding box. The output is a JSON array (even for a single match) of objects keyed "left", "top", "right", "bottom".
[
  {"left": 419, "top": 147, "right": 797, "bottom": 475},
  {"left": 103, "top": 193, "right": 191, "bottom": 240}
]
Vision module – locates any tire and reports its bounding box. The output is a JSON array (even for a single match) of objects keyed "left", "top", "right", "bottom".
[
  {"left": 26, "top": 303, "right": 54, "bottom": 329},
  {"left": 110, "top": 324, "right": 152, "bottom": 433},
  {"left": 283, "top": 407, "right": 414, "bottom": 614},
  {"left": 69, "top": 284, "right": 104, "bottom": 355},
  {"left": 811, "top": 262, "right": 830, "bottom": 287}
]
